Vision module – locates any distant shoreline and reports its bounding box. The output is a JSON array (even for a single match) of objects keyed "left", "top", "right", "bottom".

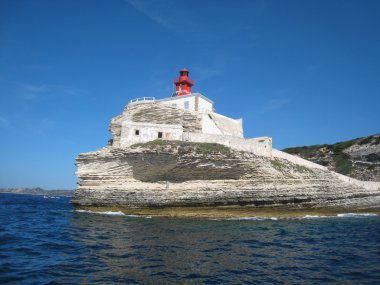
[{"left": 0, "top": 188, "right": 74, "bottom": 197}]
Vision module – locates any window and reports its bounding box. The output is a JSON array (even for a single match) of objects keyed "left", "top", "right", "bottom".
[
  {"left": 184, "top": 101, "right": 189, "bottom": 110},
  {"left": 158, "top": 132, "right": 163, "bottom": 139},
  {"left": 135, "top": 130, "right": 140, "bottom": 136}
]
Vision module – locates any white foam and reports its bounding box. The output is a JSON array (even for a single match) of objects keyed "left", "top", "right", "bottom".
[
  {"left": 302, "top": 215, "right": 330, "bottom": 219},
  {"left": 217, "top": 216, "right": 279, "bottom": 221},
  {"left": 75, "top": 210, "right": 126, "bottom": 216},
  {"left": 337, "top": 213, "right": 378, "bottom": 218},
  {"left": 301, "top": 213, "right": 378, "bottom": 219},
  {"left": 125, "top": 214, "right": 152, "bottom": 219},
  {"left": 43, "top": 196, "right": 60, "bottom": 199},
  {"left": 217, "top": 213, "right": 378, "bottom": 221},
  {"left": 74, "top": 210, "right": 152, "bottom": 218}
]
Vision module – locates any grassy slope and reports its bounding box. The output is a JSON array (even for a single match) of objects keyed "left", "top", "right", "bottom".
[{"left": 283, "top": 134, "right": 380, "bottom": 176}]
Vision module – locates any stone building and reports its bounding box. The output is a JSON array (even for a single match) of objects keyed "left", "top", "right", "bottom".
[{"left": 109, "top": 69, "right": 272, "bottom": 157}]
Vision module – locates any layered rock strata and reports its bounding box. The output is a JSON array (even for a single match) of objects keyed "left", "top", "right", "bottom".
[
  {"left": 72, "top": 142, "right": 380, "bottom": 212},
  {"left": 283, "top": 134, "right": 380, "bottom": 181}
]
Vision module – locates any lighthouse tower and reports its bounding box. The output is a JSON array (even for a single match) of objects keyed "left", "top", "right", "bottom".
[
  {"left": 173, "top": 68, "right": 194, "bottom": 96},
  {"left": 120, "top": 68, "right": 252, "bottom": 149}
]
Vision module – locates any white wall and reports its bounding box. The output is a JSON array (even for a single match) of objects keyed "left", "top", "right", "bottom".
[
  {"left": 209, "top": 112, "right": 243, "bottom": 138},
  {"left": 197, "top": 96, "right": 214, "bottom": 113},
  {"left": 120, "top": 122, "right": 183, "bottom": 147},
  {"left": 272, "top": 149, "right": 327, "bottom": 170},
  {"left": 201, "top": 113, "right": 223, "bottom": 135},
  {"left": 200, "top": 112, "right": 243, "bottom": 138},
  {"left": 157, "top": 93, "right": 213, "bottom": 113},
  {"left": 183, "top": 132, "right": 272, "bottom": 157},
  {"left": 159, "top": 96, "right": 195, "bottom": 111}
]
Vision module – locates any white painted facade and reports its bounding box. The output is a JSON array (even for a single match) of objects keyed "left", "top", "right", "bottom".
[
  {"left": 120, "top": 122, "right": 183, "bottom": 147},
  {"left": 120, "top": 92, "right": 273, "bottom": 157},
  {"left": 183, "top": 133, "right": 272, "bottom": 157},
  {"left": 271, "top": 149, "right": 327, "bottom": 170},
  {"left": 203, "top": 112, "right": 243, "bottom": 138},
  {"left": 157, "top": 93, "right": 214, "bottom": 113}
]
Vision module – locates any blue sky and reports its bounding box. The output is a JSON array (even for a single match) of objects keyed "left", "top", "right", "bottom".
[{"left": 1, "top": 0, "right": 379, "bottom": 189}]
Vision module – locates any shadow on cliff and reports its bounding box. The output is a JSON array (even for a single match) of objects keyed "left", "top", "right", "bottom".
[{"left": 127, "top": 152, "right": 244, "bottom": 182}]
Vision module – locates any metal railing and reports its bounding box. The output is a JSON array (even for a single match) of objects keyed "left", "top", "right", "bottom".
[{"left": 129, "top": 97, "right": 156, "bottom": 104}]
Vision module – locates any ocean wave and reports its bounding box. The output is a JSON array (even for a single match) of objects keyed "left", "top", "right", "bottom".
[
  {"left": 302, "top": 215, "right": 330, "bottom": 219},
  {"left": 75, "top": 210, "right": 126, "bottom": 216},
  {"left": 337, "top": 213, "right": 378, "bottom": 218},
  {"left": 302, "top": 213, "right": 378, "bottom": 219},
  {"left": 212, "top": 217, "right": 279, "bottom": 221},
  {"left": 74, "top": 210, "right": 152, "bottom": 218},
  {"left": 43, "top": 196, "right": 61, "bottom": 199},
  {"left": 212, "top": 213, "right": 378, "bottom": 221}
]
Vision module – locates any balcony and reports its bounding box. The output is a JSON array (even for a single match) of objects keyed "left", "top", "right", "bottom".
[{"left": 129, "top": 97, "right": 156, "bottom": 104}]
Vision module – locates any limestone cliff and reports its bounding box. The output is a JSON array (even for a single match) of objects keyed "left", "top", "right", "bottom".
[
  {"left": 283, "top": 134, "right": 380, "bottom": 182},
  {"left": 72, "top": 141, "right": 380, "bottom": 212}
]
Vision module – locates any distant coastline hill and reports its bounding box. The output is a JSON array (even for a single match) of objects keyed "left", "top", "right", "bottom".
[
  {"left": 0, "top": 188, "right": 75, "bottom": 196},
  {"left": 283, "top": 134, "right": 380, "bottom": 182}
]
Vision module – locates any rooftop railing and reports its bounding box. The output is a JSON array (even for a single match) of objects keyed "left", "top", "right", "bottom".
[{"left": 129, "top": 97, "right": 155, "bottom": 104}]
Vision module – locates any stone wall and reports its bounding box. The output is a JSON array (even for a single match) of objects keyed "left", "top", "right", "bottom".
[
  {"left": 110, "top": 102, "right": 247, "bottom": 148},
  {"left": 110, "top": 103, "right": 203, "bottom": 146},
  {"left": 272, "top": 149, "right": 327, "bottom": 170},
  {"left": 183, "top": 132, "right": 272, "bottom": 157},
  {"left": 157, "top": 93, "right": 214, "bottom": 113},
  {"left": 208, "top": 112, "right": 243, "bottom": 138},
  {"left": 200, "top": 112, "right": 243, "bottom": 138},
  {"left": 120, "top": 122, "right": 183, "bottom": 147}
]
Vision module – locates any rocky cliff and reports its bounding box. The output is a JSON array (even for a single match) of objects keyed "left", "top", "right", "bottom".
[
  {"left": 72, "top": 140, "right": 380, "bottom": 215},
  {"left": 283, "top": 134, "right": 380, "bottom": 182}
]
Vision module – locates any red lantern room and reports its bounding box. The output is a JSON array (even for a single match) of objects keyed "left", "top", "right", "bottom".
[{"left": 173, "top": 68, "right": 195, "bottom": 96}]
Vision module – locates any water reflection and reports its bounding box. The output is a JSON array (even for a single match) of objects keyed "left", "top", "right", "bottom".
[
  {"left": 67, "top": 212, "right": 380, "bottom": 284},
  {"left": 2, "top": 194, "right": 379, "bottom": 284}
]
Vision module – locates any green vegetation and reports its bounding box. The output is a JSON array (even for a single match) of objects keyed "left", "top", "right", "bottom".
[
  {"left": 131, "top": 140, "right": 231, "bottom": 155},
  {"left": 282, "top": 138, "right": 364, "bottom": 176},
  {"left": 283, "top": 144, "right": 328, "bottom": 159},
  {"left": 270, "top": 158, "right": 312, "bottom": 173},
  {"left": 358, "top": 136, "right": 373, "bottom": 145},
  {"left": 334, "top": 153, "right": 352, "bottom": 175},
  {"left": 331, "top": 139, "right": 358, "bottom": 153},
  {"left": 270, "top": 158, "right": 285, "bottom": 171},
  {"left": 280, "top": 134, "right": 380, "bottom": 176},
  {"left": 131, "top": 139, "right": 173, "bottom": 148},
  {"left": 293, "top": 164, "right": 312, "bottom": 173},
  {"left": 194, "top": 142, "right": 231, "bottom": 155}
]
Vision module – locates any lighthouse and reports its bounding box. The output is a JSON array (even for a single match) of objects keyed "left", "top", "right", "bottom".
[
  {"left": 117, "top": 68, "right": 268, "bottom": 151},
  {"left": 173, "top": 68, "right": 194, "bottom": 96}
]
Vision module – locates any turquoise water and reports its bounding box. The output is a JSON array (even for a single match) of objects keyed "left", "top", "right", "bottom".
[{"left": 1, "top": 193, "right": 379, "bottom": 284}]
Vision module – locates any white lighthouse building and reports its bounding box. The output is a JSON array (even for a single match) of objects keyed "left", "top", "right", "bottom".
[{"left": 110, "top": 69, "right": 272, "bottom": 157}]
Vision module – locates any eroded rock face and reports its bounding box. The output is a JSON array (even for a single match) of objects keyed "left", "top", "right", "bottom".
[
  {"left": 72, "top": 143, "right": 380, "bottom": 210},
  {"left": 283, "top": 134, "right": 380, "bottom": 181}
]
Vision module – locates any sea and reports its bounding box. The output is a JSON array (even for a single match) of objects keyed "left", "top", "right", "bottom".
[{"left": 0, "top": 193, "right": 379, "bottom": 284}]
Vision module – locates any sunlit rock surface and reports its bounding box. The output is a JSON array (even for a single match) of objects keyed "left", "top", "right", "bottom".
[{"left": 72, "top": 142, "right": 380, "bottom": 211}]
